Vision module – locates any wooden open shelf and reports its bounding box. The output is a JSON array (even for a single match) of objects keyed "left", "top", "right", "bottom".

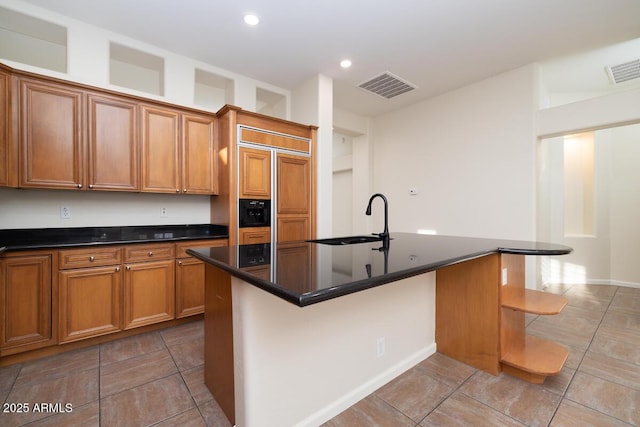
[
  {"left": 501, "top": 287, "right": 568, "bottom": 315},
  {"left": 498, "top": 254, "right": 569, "bottom": 384},
  {"left": 501, "top": 335, "right": 569, "bottom": 384}
]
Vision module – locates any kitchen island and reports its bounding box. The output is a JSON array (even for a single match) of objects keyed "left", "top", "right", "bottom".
[{"left": 188, "top": 233, "right": 572, "bottom": 427}]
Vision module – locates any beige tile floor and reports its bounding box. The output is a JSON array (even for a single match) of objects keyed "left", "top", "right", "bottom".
[{"left": 1, "top": 283, "right": 639, "bottom": 426}]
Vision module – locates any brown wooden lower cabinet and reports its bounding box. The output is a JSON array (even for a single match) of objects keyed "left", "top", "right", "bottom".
[
  {"left": 238, "top": 227, "right": 270, "bottom": 244},
  {"left": 59, "top": 265, "right": 122, "bottom": 343},
  {"left": 175, "top": 239, "right": 229, "bottom": 318},
  {"left": 124, "top": 259, "right": 175, "bottom": 329},
  {"left": 176, "top": 257, "right": 205, "bottom": 318},
  {"left": 0, "top": 251, "right": 56, "bottom": 356}
]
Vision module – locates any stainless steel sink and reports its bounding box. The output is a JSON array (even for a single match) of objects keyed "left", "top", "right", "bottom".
[{"left": 306, "top": 235, "right": 383, "bottom": 245}]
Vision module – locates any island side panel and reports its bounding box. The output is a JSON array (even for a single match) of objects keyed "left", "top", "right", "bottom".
[
  {"left": 231, "top": 273, "right": 436, "bottom": 427},
  {"left": 435, "top": 253, "right": 501, "bottom": 375},
  {"left": 203, "top": 264, "right": 235, "bottom": 425}
]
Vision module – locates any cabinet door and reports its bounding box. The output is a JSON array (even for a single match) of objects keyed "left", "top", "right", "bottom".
[
  {"left": 59, "top": 265, "right": 122, "bottom": 343},
  {"left": 239, "top": 146, "right": 271, "bottom": 199},
  {"left": 176, "top": 257, "right": 205, "bottom": 318},
  {"left": 0, "top": 253, "right": 55, "bottom": 354},
  {"left": 276, "top": 153, "right": 311, "bottom": 241},
  {"left": 175, "top": 239, "right": 228, "bottom": 318},
  {"left": 124, "top": 259, "right": 175, "bottom": 329},
  {"left": 0, "top": 70, "right": 9, "bottom": 187},
  {"left": 87, "top": 93, "right": 139, "bottom": 191},
  {"left": 277, "top": 216, "right": 310, "bottom": 242},
  {"left": 277, "top": 153, "right": 310, "bottom": 215},
  {"left": 141, "top": 105, "right": 180, "bottom": 193},
  {"left": 19, "top": 78, "right": 84, "bottom": 189},
  {"left": 182, "top": 113, "right": 217, "bottom": 195}
]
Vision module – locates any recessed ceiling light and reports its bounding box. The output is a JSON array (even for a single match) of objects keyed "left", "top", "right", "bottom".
[
  {"left": 244, "top": 14, "right": 260, "bottom": 26},
  {"left": 340, "top": 59, "right": 352, "bottom": 69}
]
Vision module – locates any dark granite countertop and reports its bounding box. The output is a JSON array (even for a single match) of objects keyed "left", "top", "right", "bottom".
[
  {"left": 187, "top": 232, "right": 572, "bottom": 307},
  {"left": 0, "top": 224, "right": 228, "bottom": 253}
]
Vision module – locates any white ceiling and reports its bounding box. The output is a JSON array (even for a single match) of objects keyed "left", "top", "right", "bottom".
[{"left": 20, "top": 0, "right": 640, "bottom": 117}]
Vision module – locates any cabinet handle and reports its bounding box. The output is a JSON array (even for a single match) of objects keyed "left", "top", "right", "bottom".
[
  {"left": 115, "top": 267, "right": 120, "bottom": 272},
  {"left": 89, "top": 256, "right": 95, "bottom": 262},
  {"left": 77, "top": 183, "right": 83, "bottom": 189},
  {"left": 126, "top": 265, "right": 131, "bottom": 271},
  {"left": 148, "top": 251, "right": 153, "bottom": 257}
]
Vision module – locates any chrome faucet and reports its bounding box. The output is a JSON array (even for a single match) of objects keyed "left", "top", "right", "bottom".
[{"left": 365, "top": 193, "right": 389, "bottom": 240}]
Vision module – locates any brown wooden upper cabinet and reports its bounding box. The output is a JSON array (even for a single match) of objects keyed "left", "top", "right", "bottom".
[
  {"left": 87, "top": 93, "right": 139, "bottom": 191},
  {"left": 19, "top": 77, "right": 84, "bottom": 190},
  {"left": 1, "top": 65, "right": 218, "bottom": 195},
  {"left": 141, "top": 105, "right": 218, "bottom": 195},
  {"left": 182, "top": 113, "right": 218, "bottom": 195},
  {"left": 238, "top": 145, "right": 271, "bottom": 199},
  {"left": 19, "top": 80, "right": 141, "bottom": 192}
]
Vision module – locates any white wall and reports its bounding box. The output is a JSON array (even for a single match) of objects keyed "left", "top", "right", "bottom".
[
  {"left": 291, "top": 74, "right": 334, "bottom": 238},
  {"left": 0, "top": 188, "right": 211, "bottom": 228},
  {"left": 0, "top": 0, "right": 296, "bottom": 229},
  {"left": 333, "top": 108, "right": 373, "bottom": 237},
  {"left": 610, "top": 125, "right": 640, "bottom": 285},
  {"left": 370, "top": 65, "right": 538, "bottom": 241}
]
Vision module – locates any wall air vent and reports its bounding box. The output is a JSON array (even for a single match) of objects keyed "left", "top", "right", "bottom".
[
  {"left": 358, "top": 72, "right": 417, "bottom": 99},
  {"left": 606, "top": 59, "right": 640, "bottom": 84}
]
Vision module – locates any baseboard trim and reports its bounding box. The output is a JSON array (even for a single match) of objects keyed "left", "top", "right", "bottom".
[
  {"left": 543, "top": 280, "right": 640, "bottom": 289},
  {"left": 294, "top": 343, "right": 437, "bottom": 427},
  {"left": 584, "top": 279, "right": 640, "bottom": 289}
]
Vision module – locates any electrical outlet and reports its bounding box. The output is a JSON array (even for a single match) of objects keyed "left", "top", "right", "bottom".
[
  {"left": 502, "top": 267, "right": 508, "bottom": 286},
  {"left": 60, "top": 206, "right": 72, "bottom": 219},
  {"left": 376, "top": 337, "right": 385, "bottom": 358},
  {"left": 160, "top": 207, "right": 168, "bottom": 218}
]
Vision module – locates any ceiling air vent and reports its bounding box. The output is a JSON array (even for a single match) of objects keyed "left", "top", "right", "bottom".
[
  {"left": 358, "top": 72, "right": 417, "bottom": 99},
  {"left": 606, "top": 59, "right": 640, "bottom": 84}
]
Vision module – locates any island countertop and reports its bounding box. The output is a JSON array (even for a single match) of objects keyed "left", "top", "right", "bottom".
[{"left": 187, "top": 232, "right": 572, "bottom": 307}]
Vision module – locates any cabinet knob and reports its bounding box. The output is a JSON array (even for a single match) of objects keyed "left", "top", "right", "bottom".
[
  {"left": 148, "top": 251, "right": 153, "bottom": 257},
  {"left": 77, "top": 183, "right": 83, "bottom": 189},
  {"left": 183, "top": 189, "right": 187, "bottom": 193},
  {"left": 115, "top": 267, "right": 121, "bottom": 272},
  {"left": 126, "top": 266, "right": 131, "bottom": 271},
  {"left": 178, "top": 260, "right": 183, "bottom": 266},
  {"left": 176, "top": 189, "right": 180, "bottom": 193},
  {"left": 89, "top": 256, "right": 95, "bottom": 262},
  {"left": 88, "top": 184, "right": 94, "bottom": 189}
]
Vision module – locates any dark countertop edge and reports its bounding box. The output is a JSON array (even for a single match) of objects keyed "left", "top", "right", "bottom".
[
  {"left": 188, "top": 243, "right": 572, "bottom": 308},
  {"left": 0, "top": 225, "right": 228, "bottom": 253}
]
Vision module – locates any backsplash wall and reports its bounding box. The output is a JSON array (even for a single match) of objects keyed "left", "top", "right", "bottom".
[{"left": 0, "top": 188, "right": 212, "bottom": 229}]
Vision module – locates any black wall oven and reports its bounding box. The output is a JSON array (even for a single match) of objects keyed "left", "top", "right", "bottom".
[{"left": 238, "top": 199, "right": 271, "bottom": 228}]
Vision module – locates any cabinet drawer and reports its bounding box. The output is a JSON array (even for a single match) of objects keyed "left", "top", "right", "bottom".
[
  {"left": 124, "top": 243, "right": 175, "bottom": 262},
  {"left": 176, "top": 239, "right": 228, "bottom": 258},
  {"left": 239, "top": 228, "right": 270, "bottom": 245},
  {"left": 59, "top": 246, "right": 123, "bottom": 269}
]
